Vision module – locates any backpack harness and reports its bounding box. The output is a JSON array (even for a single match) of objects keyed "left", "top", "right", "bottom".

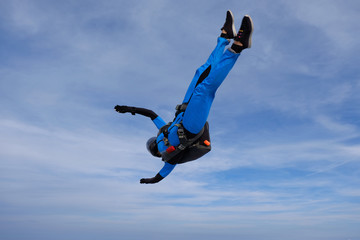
[{"left": 159, "top": 103, "right": 211, "bottom": 163}]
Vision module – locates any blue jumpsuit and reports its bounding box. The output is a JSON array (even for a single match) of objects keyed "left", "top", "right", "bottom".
[{"left": 152, "top": 37, "right": 240, "bottom": 179}]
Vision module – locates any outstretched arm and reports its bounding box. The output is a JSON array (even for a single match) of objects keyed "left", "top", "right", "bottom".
[
  {"left": 115, "top": 105, "right": 158, "bottom": 120},
  {"left": 115, "top": 105, "right": 166, "bottom": 129},
  {"left": 140, "top": 162, "right": 176, "bottom": 184}
]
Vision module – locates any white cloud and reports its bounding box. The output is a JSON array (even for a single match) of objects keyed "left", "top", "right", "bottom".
[
  {"left": 283, "top": 0, "right": 359, "bottom": 51},
  {"left": 314, "top": 115, "right": 358, "bottom": 134}
]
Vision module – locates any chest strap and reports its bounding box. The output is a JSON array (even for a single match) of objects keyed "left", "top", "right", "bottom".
[{"left": 157, "top": 122, "right": 172, "bottom": 146}]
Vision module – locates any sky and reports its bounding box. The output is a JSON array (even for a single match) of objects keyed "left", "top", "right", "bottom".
[{"left": 1, "top": 0, "right": 360, "bottom": 239}]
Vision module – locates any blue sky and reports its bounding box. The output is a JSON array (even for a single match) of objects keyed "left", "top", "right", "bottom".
[{"left": 1, "top": 0, "right": 360, "bottom": 239}]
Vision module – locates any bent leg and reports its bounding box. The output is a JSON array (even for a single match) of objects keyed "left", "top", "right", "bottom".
[
  {"left": 182, "top": 37, "right": 230, "bottom": 104},
  {"left": 182, "top": 49, "right": 240, "bottom": 134}
]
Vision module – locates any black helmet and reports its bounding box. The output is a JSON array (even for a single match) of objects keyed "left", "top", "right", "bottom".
[{"left": 146, "top": 137, "right": 161, "bottom": 157}]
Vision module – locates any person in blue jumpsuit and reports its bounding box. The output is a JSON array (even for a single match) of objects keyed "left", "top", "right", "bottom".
[{"left": 115, "top": 11, "right": 253, "bottom": 184}]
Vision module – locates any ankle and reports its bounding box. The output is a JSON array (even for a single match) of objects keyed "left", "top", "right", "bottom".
[
  {"left": 230, "top": 43, "right": 244, "bottom": 53},
  {"left": 220, "top": 29, "right": 228, "bottom": 39},
  {"left": 233, "top": 41, "right": 243, "bottom": 47}
]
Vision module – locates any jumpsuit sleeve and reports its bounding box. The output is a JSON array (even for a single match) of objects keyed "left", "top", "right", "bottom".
[
  {"left": 159, "top": 162, "right": 176, "bottom": 178},
  {"left": 152, "top": 116, "right": 166, "bottom": 129}
]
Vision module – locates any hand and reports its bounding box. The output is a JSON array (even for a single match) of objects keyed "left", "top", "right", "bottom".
[
  {"left": 140, "top": 178, "right": 155, "bottom": 184},
  {"left": 140, "top": 174, "right": 164, "bottom": 184},
  {"left": 114, "top": 105, "right": 129, "bottom": 113}
]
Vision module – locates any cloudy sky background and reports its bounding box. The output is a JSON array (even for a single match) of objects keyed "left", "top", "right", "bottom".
[{"left": 1, "top": 0, "right": 360, "bottom": 239}]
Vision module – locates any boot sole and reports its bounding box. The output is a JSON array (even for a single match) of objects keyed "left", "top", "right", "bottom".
[
  {"left": 244, "top": 15, "right": 254, "bottom": 48},
  {"left": 228, "top": 10, "right": 236, "bottom": 38}
]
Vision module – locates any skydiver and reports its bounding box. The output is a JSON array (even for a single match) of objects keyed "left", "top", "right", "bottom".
[{"left": 115, "top": 11, "right": 253, "bottom": 184}]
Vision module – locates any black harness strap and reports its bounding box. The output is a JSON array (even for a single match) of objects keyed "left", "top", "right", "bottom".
[{"left": 157, "top": 122, "right": 172, "bottom": 146}]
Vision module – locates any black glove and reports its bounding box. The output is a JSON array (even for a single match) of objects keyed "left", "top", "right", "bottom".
[
  {"left": 140, "top": 173, "right": 164, "bottom": 184},
  {"left": 114, "top": 105, "right": 158, "bottom": 120},
  {"left": 114, "top": 105, "right": 135, "bottom": 114}
]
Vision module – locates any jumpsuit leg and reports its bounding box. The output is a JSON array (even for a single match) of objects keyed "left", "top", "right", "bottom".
[
  {"left": 182, "top": 47, "right": 240, "bottom": 134},
  {"left": 182, "top": 37, "right": 230, "bottom": 104}
]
